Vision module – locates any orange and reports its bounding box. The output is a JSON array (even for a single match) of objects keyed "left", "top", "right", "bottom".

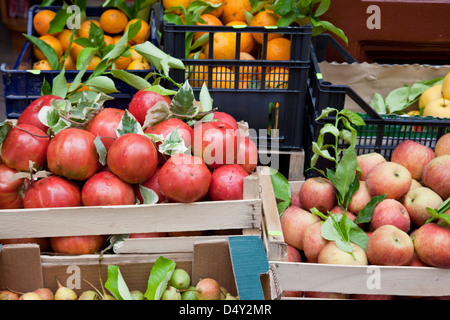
[
  {"left": 238, "top": 51, "right": 259, "bottom": 81},
  {"left": 103, "top": 35, "right": 115, "bottom": 47},
  {"left": 60, "top": 55, "right": 76, "bottom": 70},
  {"left": 266, "top": 37, "right": 291, "bottom": 61},
  {"left": 226, "top": 21, "right": 255, "bottom": 54},
  {"left": 78, "top": 20, "right": 101, "bottom": 39},
  {"left": 211, "top": 66, "right": 235, "bottom": 89},
  {"left": 100, "top": 9, "right": 129, "bottom": 34},
  {"left": 87, "top": 55, "right": 101, "bottom": 70},
  {"left": 33, "top": 60, "right": 52, "bottom": 70},
  {"left": 163, "top": 0, "right": 190, "bottom": 15},
  {"left": 265, "top": 67, "right": 289, "bottom": 89},
  {"left": 125, "top": 19, "right": 150, "bottom": 45},
  {"left": 220, "top": 0, "right": 252, "bottom": 25},
  {"left": 249, "top": 10, "right": 281, "bottom": 45},
  {"left": 57, "top": 29, "right": 77, "bottom": 53},
  {"left": 33, "top": 10, "right": 58, "bottom": 36},
  {"left": 187, "top": 52, "right": 208, "bottom": 88},
  {"left": 193, "top": 14, "right": 223, "bottom": 44},
  {"left": 126, "top": 58, "right": 151, "bottom": 70},
  {"left": 33, "top": 35, "right": 63, "bottom": 61},
  {"left": 204, "top": 32, "right": 236, "bottom": 60},
  {"left": 69, "top": 42, "right": 84, "bottom": 63},
  {"left": 115, "top": 55, "right": 132, "bottom": 69}
]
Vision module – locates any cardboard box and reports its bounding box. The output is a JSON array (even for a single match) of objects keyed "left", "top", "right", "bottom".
[
  {"left": 261, "top": 179, "right": 450, "bottom": 300},
  {"left": 0, "top": 236, "right": 270, "bottom": 300}
]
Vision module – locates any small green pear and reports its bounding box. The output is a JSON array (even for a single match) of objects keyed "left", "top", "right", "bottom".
[{"left": 169, "top": 268, "right": 191, "bottom": 290}]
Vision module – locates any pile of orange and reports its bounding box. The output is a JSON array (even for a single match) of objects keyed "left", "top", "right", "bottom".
[
  {"left": 162, "top": 0, "right": 292, "bottom": 89},
  {"left": 31, "top": 9, "right": 151, "bottom": 71}
]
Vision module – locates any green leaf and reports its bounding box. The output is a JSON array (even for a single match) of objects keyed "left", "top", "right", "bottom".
[
  {"left": 105, "top": 265, "right": 133, "bottom": 300},
  {"left": 116, "top": 110, "right": 144, "bottom": 137},
  {"left": 312, "top": 142, "right": 336, "bottom": 162},
  {"left": 314, "top": 0, "right": 330, "bottom": 17},
  {"left": 354, "top": 194, "right": 387, "bottom": 224},
  {"left": 0, "top": 121, "right": 13, "bottom": 144},
  {"left": 85, "top": 76, "right": 119, "bottom": 94},
  {"left": 425, "top": 197, "right": 450, "bottom": 226},
  {"left": 41, "top": 77, "right": 52, "bottom": 96},
  {"left": 269, "top": 167, "right": 292, "bottom": 216},
  {"left": 170, "top": 81, "right": 198, "bottom": 117},
  {"left": 48, "top": 8, "right": 73, "bottom": 34},
  {"left": 315, "top": 107, "right": 338, "bottom": 121},
  {"left": 158, "top": 126, "right": 190, "bottom": 156},
  {"left": 385, "top": 86, "right": 410, "bottom": 114},
  {"left": 144, "top": 256, "right": 177, "bottom": 300},
  {"left": 22, "top": 34, "right": 59, "bottom": 70},
  {"left": 134, "top": 42, "right": 185, "bottom": 74},
  {"left": 94, "top": 135, "right": 108, "bottom": 166},
  {"left": 339, "top": 109, "right": 366, "bottom": 127},
  {"left": 51, "top": 68, "right": 68, "bottom": 98},
  {"left": 333, "top": 145, "right": 357, "bottom": 204},
  {"left": 111, "top": 69, "right": 153, "bottom": 91},
  {"left": 138, "top": 185, "right": 159, "bottom": 204},
  {"left": 370, "top": 92, "right": 386, "bottom": 114},
  {"left": 144, "top": 85, "right": 178, "bottom": 96},
  {"left": 142, "top": 100, "right": 172, "bottom": 129}
]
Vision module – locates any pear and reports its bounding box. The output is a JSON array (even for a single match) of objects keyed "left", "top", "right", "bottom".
[
  {"left": 196, "top": 278, "right": 221, "bottom": 300},
  {"left": 169, "top": 268, "right": 191, "bottom": 290},
  {"left": 19, "top": 292, "right": 42, "bottom": 300},
  {"left": 54, "top": 280, "right": 77, "bottom": 300},
  {"left": 130, "top": 290, "right": 145, "bottom": 300},
  {"left": 181, "top": 286, "right": 198, "bottom": 300},
  {"left": 0, "top": 290, "right": 20, "bottom": 300},
  {"left": 78, "top": 290, "right": 99, "bottom": 300},
  {"left": 161, "top": 286, "right": 181, "bottom": 300}
]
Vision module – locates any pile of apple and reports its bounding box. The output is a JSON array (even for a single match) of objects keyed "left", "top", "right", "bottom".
[
  {"left": 0, "top": 89, "right": 258, "bottom": 255},
  {"left": 281, "top": 134, "right": 450, "bottom": 299}
]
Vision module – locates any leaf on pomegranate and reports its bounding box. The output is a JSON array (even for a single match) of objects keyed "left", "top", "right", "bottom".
[
  {"left": 138, "top": 185, "right": 159, "bottom": 205},
  {"left": 143, "top": 84, "right": 178, "bottom": 96},
  {"left": 158, "top": 126, "right": 190, "bottom": 157},
  {"left": 85, "top": 76, "right": 119, "bottom": 94},
  {"left": 142, "top": 100, "right": 171, "bottom": 129},
  {"left": 170, "top": 80, "right": 198, "bottom": 118},
  {"left": 144, "top": 256, "right": 176, "bottom": 300},
  {"left": 105, "top": 265, "right": 133, "bottom": 300},
  {"left": 94, "top": 135, "right": 108, "bottom": 166},
  {"left": 199, "top": 82, "right": 214, "bottom": 122},
  {"left": 116, "top": 110, "right": 144, "bottom": 137},
  {"left": 0, "top": 121, "right": 13, "bottom": 144}
]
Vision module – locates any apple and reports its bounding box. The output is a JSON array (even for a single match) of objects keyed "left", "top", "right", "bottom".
[
  {"left": 351, "top": 294, "right": 396, "bottom": 300},
  {"left": 422, "top": 155, "right": 450, "bottom": 199},
  {"left": 370, "top": 198, "right": 411, "bottom": 233},
  {"left": 390, "top": 140, "right": 435, "bottom": 181},
  {"left": 348, "top": 181, "right": 371, "bottom": 214},
  {"left": 302, "top": 221, "right": 328, "bottom": 263},
  {"left": 49, "top": 235, "right": 107, "bottom": 255},
  {"left": 403, "top": 187, "right": 443, "bottom": 227},
  {"left": 423, "top": 98, "right": 450, "bottom": 118},
  {"left": 291, "top": 190, "right": 302, "bottom": 208},
  {"left": 329, "top": 206, "right": 356, "bottom": 221},
  {"left": 365, "top": 161, "right": 412, "bottom": 200},
  {"left": 356, "top": 152, "right": 386, "bottom": 181},
  {"left": 280, "top": 206, "right": 319, "bottom": 250},
  {"left": 366, "top": 225, "right": 414, "bottom": 266},
  {"left": 419, "top": 84, "right": 443, "bottom": 109},
  {"left": 286, "top": 244, "right": 302, "bottom": 262},
  {"left": 0, "top": 237, "right": 50, "bottom": 252},
  {"left": 317, "top": 241, "right": 368, "bottom": 265},
  {"left": 413, "top": 223, "right": 450, "bottom": 268},
  {"left": 129, "top": 232, "right": 168, "bottom": 238},
  {"left": 442, "top": 71, "right": 450, "bottom": 100},
  {"left": 298, "top": 177, "right": 336, "bottom": 213},
  {"left": 409, "top": 252, "right": 428, "bottom": 267},
  {"left": 435, "top": 132, "right": 450, "bottom": 156}
]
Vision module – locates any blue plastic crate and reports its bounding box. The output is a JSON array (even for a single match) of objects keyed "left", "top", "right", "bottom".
[{"left": 1, "top": 5, "right": 158, "bottom": 119}]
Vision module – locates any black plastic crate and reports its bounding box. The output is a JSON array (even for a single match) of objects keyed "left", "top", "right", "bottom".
[
  {"left": 158, "top": 13, "right": 312, "bottom": 151},
  {"left": 305, "top": 34, "right": 450, "bottom": 176},
  {"left": 1, "top": 5, "right": 157, "bottom": 119}
]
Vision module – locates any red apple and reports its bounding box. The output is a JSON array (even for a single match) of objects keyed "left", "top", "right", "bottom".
[
  {"left": 356, "top": 152, "right": 386, "bottom": 180},
  {"left": 317, "top": 241, "right": 368, "bottom": 265},
  {"left": 0, "top": 237, "right": 50, "bottom": 252},
  {"left": 422, "top": 155, "right": 450, "bottom": 200},
  {"left": 286, "top": 244, "right": 302, "bottom": 262},
  {"left": 409, "top": 252, "right": 428, "bottom": 267},
  {"left": 403, "top": 187, "right": 443, "bottom": 227},
  {"left": 329, "top": 206, "right": 356, "bottom": 221},
  {"left": 302, "top": 221, "right": 327, "bottom": 263},
  {"left": 291, "top": 191, "right": 302, "bottom": 208},
  {"left": 0, "top": 164, "right": 24, "bottom": 209},
  {"left": 365, "top": 161, "right": 412, "bottom": 200},
  {"left": 280, "top": 206, "right": 319, "bottom": 250},
  {"left": 348, "top": 181, "right": 371, "bottom": 214},
  {"left": 391, "top": 140, "right": 435, "bottom": 181},
  {"left": 299, "top": 177, "right": 336, "bottom": 213},
  {"left": 129, "top": 232, "right": 168, "bottom": 238},
  {"left": 304, "top": 291, "right": 349, "bottom": 299},
  {"left": 435, "top": 132, "right": 450, "bottom": 157},
  {"left": 366, "top": 225, "right": 414, "bottom": 266},
  {"left": 50, "top": 235, "right": 107, "bottom": 255},
  {"left": 413, "top": 223, "right": 450, "bottom": 268},
  {"left": 351, "top": 294, "right": 396, "bottom": 300},
  {"left": 370, "top": 199, "right": 411, "bottom": 233}
]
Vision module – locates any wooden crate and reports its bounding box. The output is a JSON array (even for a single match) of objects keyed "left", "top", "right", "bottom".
[
  {"left": 0, "top": 236, "right": 270, "bottom": 300},
  {"left": 260, "top": 178, "right": 450, "bottom": 299},
  {"left": 0, "top": 171, "right": 263, "bottom": 255}
]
